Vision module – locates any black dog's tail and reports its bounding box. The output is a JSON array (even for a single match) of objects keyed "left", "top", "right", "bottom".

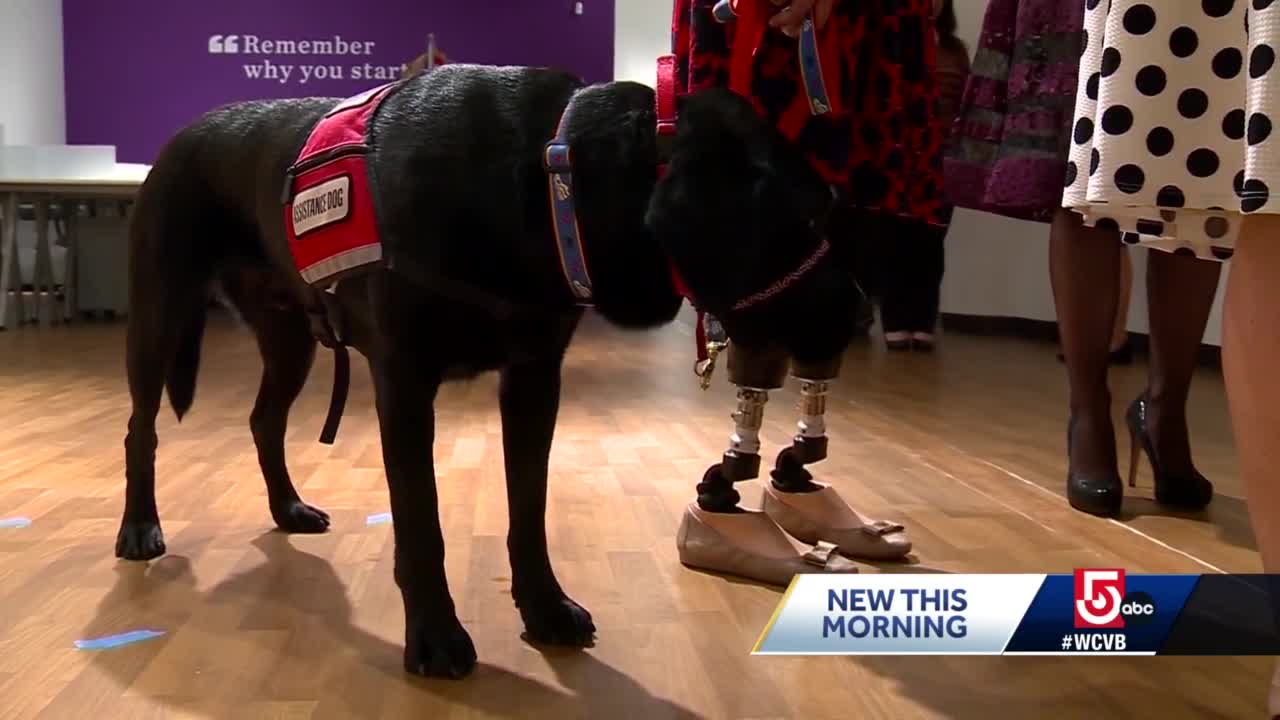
[{"left": 166, "top": 303, "right": 208, "bottom": 421}]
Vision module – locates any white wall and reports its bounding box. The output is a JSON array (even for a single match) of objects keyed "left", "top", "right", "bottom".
[
  {"left": 614, "top": 0, "right": 670, "bottom": 86},
  {"left": 614, "top": 0, "right": 1227, "bottom": 346},
  {"left": 0, "top": 0, "right": 66, "bottom": 145},
  {"left": 0, "top": 0, "right": 74, "bottom": 306}
]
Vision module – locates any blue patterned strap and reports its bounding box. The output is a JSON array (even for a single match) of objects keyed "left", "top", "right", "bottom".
[
  {"left": 712, "top": 0, "right": 832, "bottom": 117},
  {"left": 713, "top": 0, "right": 737, "bottom": 22},
  {"left": 543, "top": 111, "right": 594, "bottom": 305},
  {"left": 797, "top": 16, "right": 832, "bottom": 116}
]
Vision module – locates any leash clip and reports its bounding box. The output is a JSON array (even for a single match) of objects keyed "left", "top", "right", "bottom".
[
  {"left": 694, "top": 314, "right": 729, "bottom": 390},
  {"left": 712, "top": 0, "right": 737, "bottom": 23},
  {"left": 695, "top": 341, "right": 727, "bottom": 390}
]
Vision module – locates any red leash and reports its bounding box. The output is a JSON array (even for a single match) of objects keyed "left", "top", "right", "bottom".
[{"left": 654, "top": 53, "right": 710, "bottom": 366}]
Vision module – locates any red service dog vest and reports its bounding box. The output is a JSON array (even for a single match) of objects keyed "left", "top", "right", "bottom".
[{"left": 284, "top": 83, "right": 398, "bottom": 286}]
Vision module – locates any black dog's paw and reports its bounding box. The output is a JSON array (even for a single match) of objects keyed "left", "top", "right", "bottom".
[
  {"left": 518, "top": 593, "right": 596, "bottom": 647},
  {"left": 271, "top": 501, "right": 331, "bottom": 534},
  {"left": 404, "top": 616, "right": 477, "bottom": 679},
  {"left": 115, "top": 521, "right": 166, "bottom": 561}
]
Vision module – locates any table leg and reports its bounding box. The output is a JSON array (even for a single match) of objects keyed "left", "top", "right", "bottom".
[
  {"left": 0, "top": 193, "right": 24, "bottom": 330},
  {"left": 63, "top": 206, "right": 78, "bottom": 322},
  {"left": 33, "top": 198, "right": 53, "bottom": 326}
]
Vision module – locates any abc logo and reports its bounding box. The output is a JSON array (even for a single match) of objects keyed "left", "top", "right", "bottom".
[{"left": 1120, "top": 591, "right": 1157, "bottom": 626}]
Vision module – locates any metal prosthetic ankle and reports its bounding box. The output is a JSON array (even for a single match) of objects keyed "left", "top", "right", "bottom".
[
  {"left": 694, "top": 324, "right": 790, "bottom": 512},
  {"left": 696, "top": 386, "right": 768, "bottom": 512},
  {"left": 771, "top": 374, "right": 831, "bottom": 494}
]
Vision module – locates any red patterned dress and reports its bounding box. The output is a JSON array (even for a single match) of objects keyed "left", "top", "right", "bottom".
[{"left": 672, "top": 0, "right": 948, "bottom": 226}]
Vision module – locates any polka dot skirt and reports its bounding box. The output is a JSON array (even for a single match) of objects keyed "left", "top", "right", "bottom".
[{"left": 1063, "top": 0, "right": 1280, "bottom": 261}]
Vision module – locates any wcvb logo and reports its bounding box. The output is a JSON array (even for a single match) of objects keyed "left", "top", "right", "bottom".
[
  {"left": 1074, "top": 568, "right": 1126, "bottom": 628},
  {"left": 208, "top": 35, "right": 240, "bottom": 54},
  {"left": 1073, "top": 568, "right": 1158, "bottom": 629}
]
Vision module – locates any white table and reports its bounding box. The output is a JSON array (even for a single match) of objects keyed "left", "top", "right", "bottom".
[{"left": 0, "top": 163, "right": 150, "bottom": 329}]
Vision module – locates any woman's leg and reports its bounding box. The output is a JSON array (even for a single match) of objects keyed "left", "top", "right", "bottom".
[
  {"left": 1111, "top": 248, "right": 1133, "bottom": 352},
  {"left": 1141, "top": 249, "right": 1221, "bottom": 484},
  {"left": 879, "top": 220, "right": 912, "bottom": 343},
  {"left": 1221, "top": 216, "right": 1280, "bottom": 714},
  {"left": 1049, "top": 208, "right": 1124, "bottom": 514},
  {"left": 912, "top": 222, "right": 946, "bottom": 337},
  {"left": 1056, "top": 246, "right": 1132, "bottom": 363}
]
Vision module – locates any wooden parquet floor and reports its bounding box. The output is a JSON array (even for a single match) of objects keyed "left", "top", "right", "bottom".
[{"left": 0, "top": 308, "right": 1266, "bottom": 719}]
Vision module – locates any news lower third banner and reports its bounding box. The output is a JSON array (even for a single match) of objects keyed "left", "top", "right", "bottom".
[{"left": 752, "top": 572, "right": 1280, "bottom": 656}]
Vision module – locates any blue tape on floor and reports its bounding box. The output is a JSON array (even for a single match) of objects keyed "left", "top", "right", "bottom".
[
  {"left": 366, "top": 512, "right": 392, "bottom": 526},
  {"left": 74, "top": 630, "right": 165, "bottom": 650},
  {"left": 0, "top": 517, "right": 31, "bottom": 529}
]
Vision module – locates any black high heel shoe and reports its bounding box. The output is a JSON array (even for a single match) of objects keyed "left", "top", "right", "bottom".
[
  {"left": 1066, "top": 416, "right": 1124, "bottom": 517},
  {"left": 1125, "top": 392, "right": 1214, "bottom": 509}
]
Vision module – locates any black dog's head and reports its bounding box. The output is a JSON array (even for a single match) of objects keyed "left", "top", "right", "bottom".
[{"left": 646, "top": 88, "right": 857, "bottom": 365}]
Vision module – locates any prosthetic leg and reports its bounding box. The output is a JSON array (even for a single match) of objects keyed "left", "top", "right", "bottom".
[
  {"left": 677, "top": 325, "right": 911, "bottom": 586},
  {"left": 679, "top": 342, "right": 858, "bottom": 585},
  {"left": 761, "top": 355, "right": 912, "bottom": 561}
]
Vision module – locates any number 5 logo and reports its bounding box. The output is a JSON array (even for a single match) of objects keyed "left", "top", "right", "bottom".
[{"left": 1074, "top": 568, "right": 1125, "bottom": 628}]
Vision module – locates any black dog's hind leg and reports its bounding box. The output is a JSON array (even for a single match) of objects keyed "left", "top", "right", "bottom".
[
  {"left": 116, "top": 260, "right": 208, "bottom": 561},
  {"left": 499, "top": 355, "right": 595, "bottom": 647},
  {"left": 371, "top": 352, "right": 476, "bottom": 679},
  {"left": 238, "top": 291, "right": 331, "bottom": 533}
]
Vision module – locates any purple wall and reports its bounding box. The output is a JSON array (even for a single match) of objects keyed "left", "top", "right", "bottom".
[{"left": 63, "top": 0, "right": 615, "bottom": 163}]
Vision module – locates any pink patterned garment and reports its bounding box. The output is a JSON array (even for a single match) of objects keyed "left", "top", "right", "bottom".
[{"left": 944, "top": 0, "right": 1085, "bottom": 223}]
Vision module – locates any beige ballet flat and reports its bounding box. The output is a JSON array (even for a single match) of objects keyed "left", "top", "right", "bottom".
[
  {"left": 676, "top": 504, "right": 859, "bottom": 587},
  {"left": 761, "top": 484, "right": 912, "bottom": 561}
]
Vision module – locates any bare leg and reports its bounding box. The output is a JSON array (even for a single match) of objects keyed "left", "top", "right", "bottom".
[
  {"left": 1050, "top": 208, "right": 1124, "bottom": 515},
  {"left": 1222, "top": 216, "right": 1280, "bottom": 715}
]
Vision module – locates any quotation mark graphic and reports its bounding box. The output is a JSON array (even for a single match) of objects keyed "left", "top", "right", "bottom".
[
  {"left": 1061, "top": 634, "right": 1073, "bottom": 650},
  {"left": 208, "top": 35, "right": 240, "bottom": 54}
]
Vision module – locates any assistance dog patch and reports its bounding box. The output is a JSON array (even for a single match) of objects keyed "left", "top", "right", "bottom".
[
  {"left": 283, "top": 83, "right": 398, "bottom": 286},
  {"left": 292, "top": 175, "right": 351, "bottom": 236}
]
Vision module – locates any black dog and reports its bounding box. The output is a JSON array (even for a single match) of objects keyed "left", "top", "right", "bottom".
[{"left": 116, "top": 64, "right": 856, "bottom": 678}]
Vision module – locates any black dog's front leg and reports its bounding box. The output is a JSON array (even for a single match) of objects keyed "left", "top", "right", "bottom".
[
  {"left": 499, "top": 359, "right": 595, "bottom": 646},
  {"left": 371, "top": 355, "right": 476, "bottom": 678}
]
